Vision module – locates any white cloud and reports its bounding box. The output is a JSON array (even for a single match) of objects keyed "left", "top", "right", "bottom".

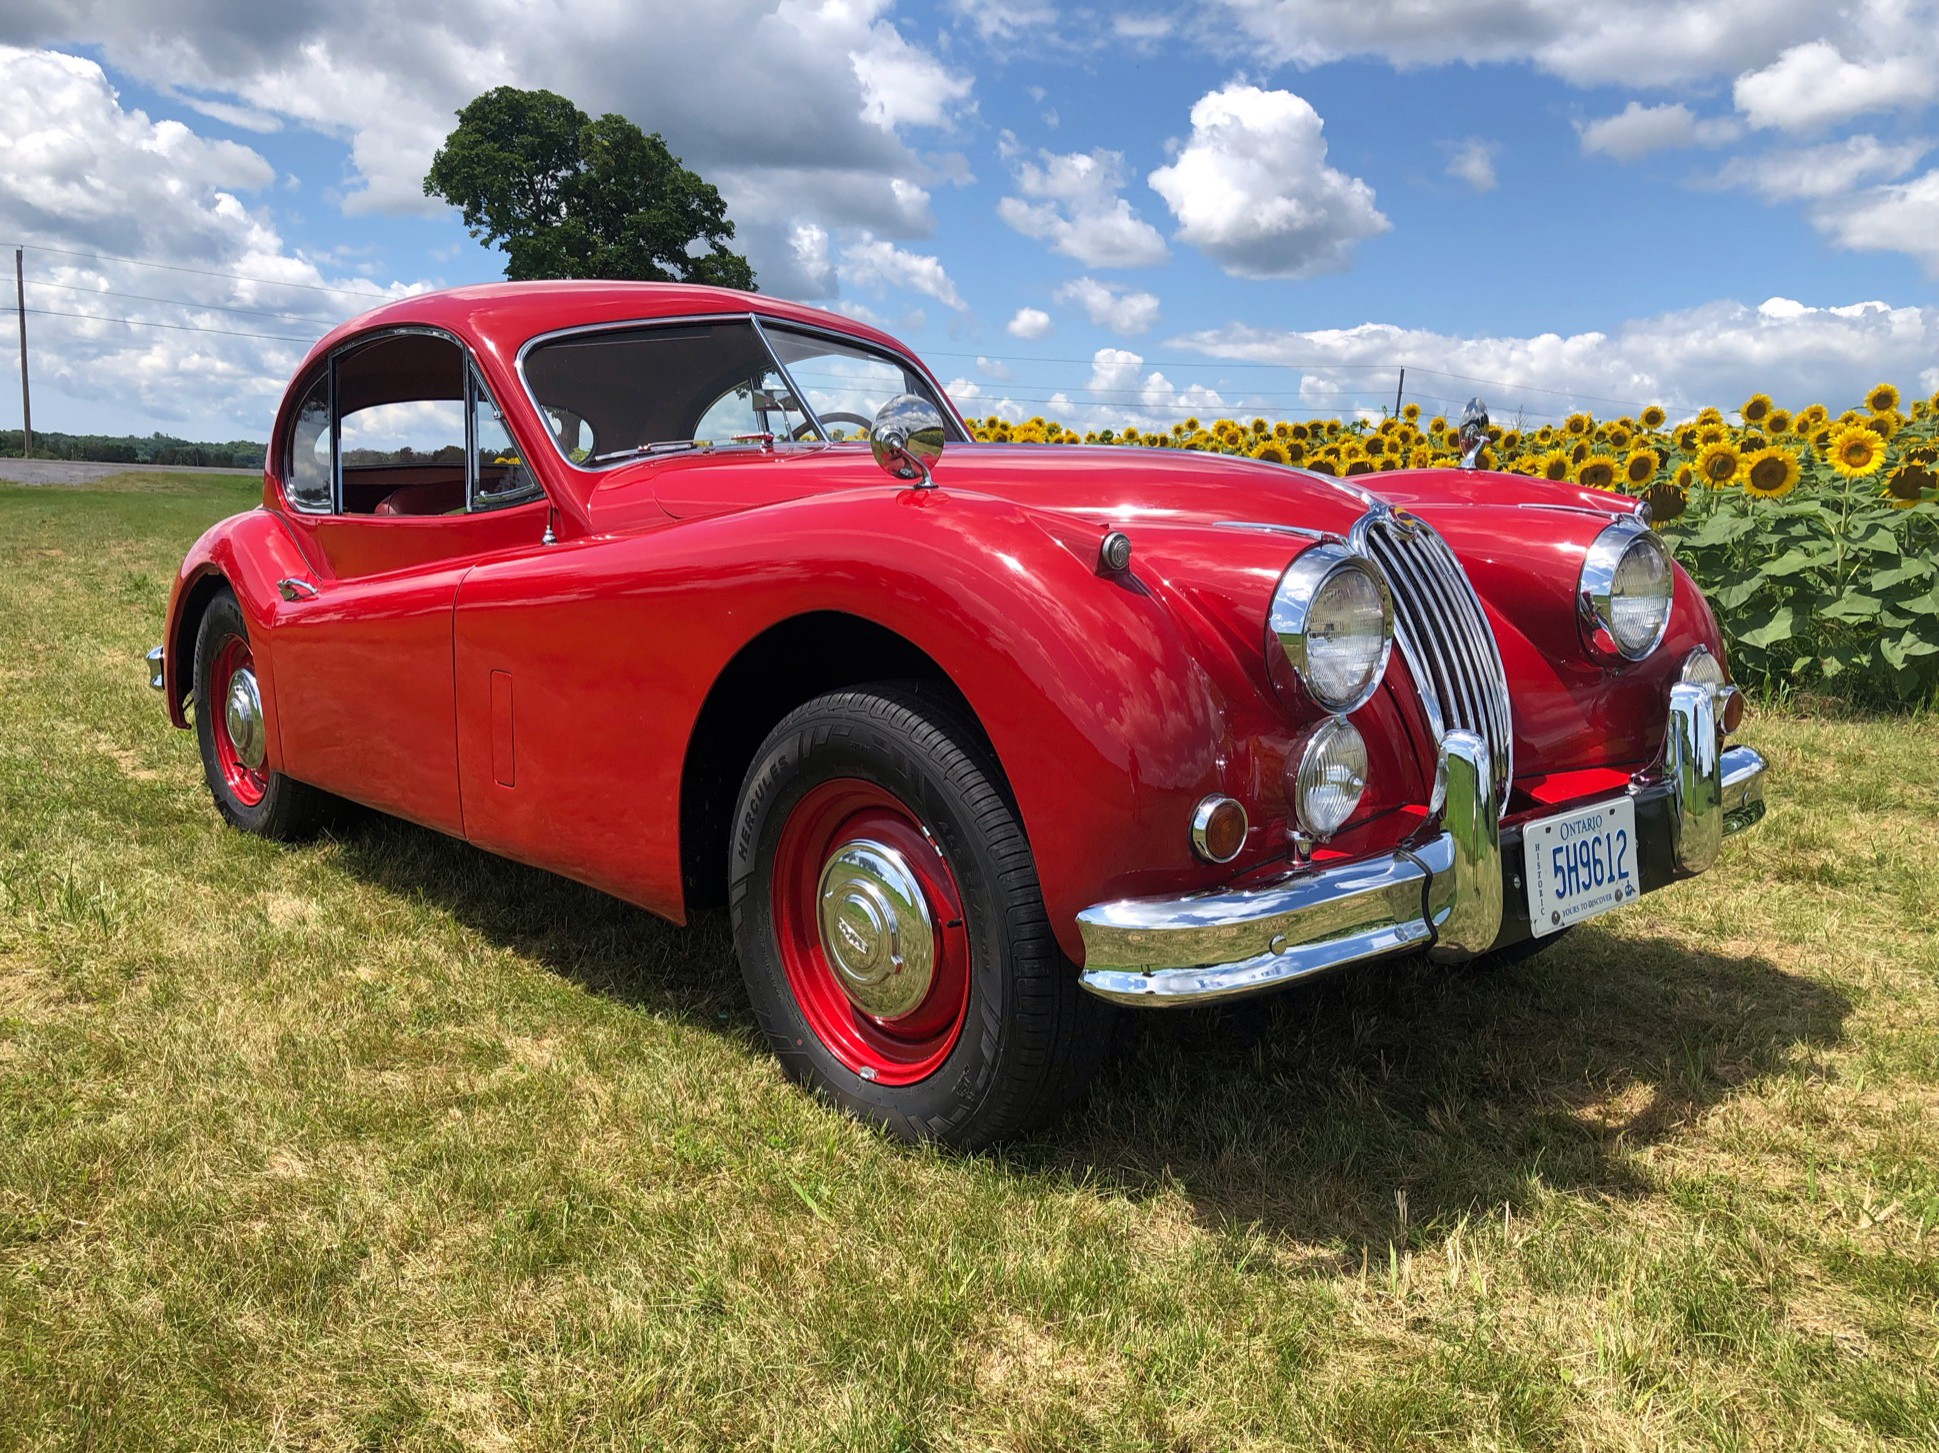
[
  {"left": 996, "top": 147, "right": 1169, "bottom": 268},
  {"left": 1577, "top": 102, "right": 1741, "bottom": 162},
  {"left": 1212, "top": 1, "right": 1831, "bottom": 89},
  {"left": 1007, "top": 306, "right": 1052, "bottom": 339},
  {"left": 1169, "top": 295, "right": 1939, "bottom": 423},
  {"left": 1444, "top": 139, "right": 1497, "bottom": 192},
  {"left": 1147, "top": 83, "right": 1389, "bottom": 279},
  {"left": 1710, "top": 136, "right": 1929, "bottom": 203},
  {"left": 1815, "top": 170, "right": 1939, "bottom": 277},
  {"left": 1733, "top": 40, "right": 1930, "bottom": 133},
  {"left": 1054, "top": 277, "right": 1161, "bottom": 336},
  {"left": 0, "top": 0, "right": 974, "bottom": 279},
  {"left": 839, "top": 232, "right": 967, "bottom": 310},
  {"left": 0, "top": 46, "right": 423, "bottom": 435},
  {"left": 947, "top": 0, "right": 1058, "bottom": 42}
]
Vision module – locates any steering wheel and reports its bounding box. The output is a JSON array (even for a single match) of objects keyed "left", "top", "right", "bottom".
[{"left": 793, "top": 411, "right": 876, "bottom": 442}]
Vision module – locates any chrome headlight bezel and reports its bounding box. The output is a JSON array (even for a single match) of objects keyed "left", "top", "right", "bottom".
[
  {"left": 1266, "top": 544, "right": 1396, "bottom": 714},
  {"left": 1577, "top": 516, "right": 1673, "bottom": 663},
  {"left": 1288, "top": 715, "right": 1369, "bottom": 842}
]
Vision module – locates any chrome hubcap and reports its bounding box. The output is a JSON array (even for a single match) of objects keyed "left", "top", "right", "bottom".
[
  {"left": 224, "top": 668, "right": 266, "bottom": 771},
  {"left": 816, "top": 839, "right": 935, "bottom": 1020}
]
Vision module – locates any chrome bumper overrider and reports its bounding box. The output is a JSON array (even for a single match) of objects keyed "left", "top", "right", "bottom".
[
  {"left": 146, "top": 645, "right": 165, "bottom": 691},
  {"left": 1076, "top": 700, "right": 1768, "bottom": 1006}
]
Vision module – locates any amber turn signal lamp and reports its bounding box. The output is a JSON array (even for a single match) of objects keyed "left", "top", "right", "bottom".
[{"left": 1190, "top": 795, "right": 1248, "bottom": 864}]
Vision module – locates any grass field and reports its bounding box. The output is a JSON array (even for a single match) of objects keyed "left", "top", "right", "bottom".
[{"left": 2, "top": 472, "right": 1936, "bottom": 1451}]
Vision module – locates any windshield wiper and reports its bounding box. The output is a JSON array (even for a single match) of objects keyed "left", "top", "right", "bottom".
[{"left": 586, "top": 439, "right": 712, "bottom": 464}]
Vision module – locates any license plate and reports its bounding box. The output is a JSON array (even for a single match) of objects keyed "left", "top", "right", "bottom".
[{"left": 1523, "top": 796, "right": 1639, "bottom": 937}]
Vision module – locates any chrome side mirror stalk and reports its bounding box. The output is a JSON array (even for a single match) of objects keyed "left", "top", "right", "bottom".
[
  {"left": 1455, "top": 397, "right": 1490, "bottom": 470},
  {"left": 869, "top": 394, "right": 946, "bottom": 488}
]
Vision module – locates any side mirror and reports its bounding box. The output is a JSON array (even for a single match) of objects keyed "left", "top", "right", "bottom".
[
  {"left": 1456, "top": 397, "right": 1490, "bottom": 470},
  {"left": 870, "top": 394, "right": 946, "bottom": 487}
]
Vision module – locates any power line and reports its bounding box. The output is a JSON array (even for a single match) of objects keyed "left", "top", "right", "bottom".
[
  {"left": 28, "top": 278, "right": 348, "bottom": 328},
  {"left": 15, "top": 305, "right": 318, "bottom": 344},
  {"left": 2, "top": 240, "right": 406, "bottom": 303}
]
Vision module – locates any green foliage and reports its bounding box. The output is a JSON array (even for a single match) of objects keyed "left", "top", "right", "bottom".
[
  {"left": 424, "top": 86, "right": 756, "bottom": 291},
  {"left": 0, "top": 428, "right": 265, "bottom": 467},
  {"left": 1661, "top": 423, "right": 1939, "bottom": 706}
]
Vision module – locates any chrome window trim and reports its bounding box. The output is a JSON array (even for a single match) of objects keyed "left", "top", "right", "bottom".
[
  {"left": 512, "top": 310, "right": 970, "bottom": 473},
  {"left": 281, "top": 322, "right": 525, "bottom": 519},
  {"left": 466, "top": 364, "right": 545, "bottom": 513}
]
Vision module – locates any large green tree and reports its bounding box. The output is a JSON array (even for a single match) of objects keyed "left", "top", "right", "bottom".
[{"left": 424, "top": 87, "right": 756, "bottom": 290}]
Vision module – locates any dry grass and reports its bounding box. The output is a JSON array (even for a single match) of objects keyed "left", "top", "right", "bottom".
[{"left": 2, "top": 474, "right": 1936, "bottom": 1450}]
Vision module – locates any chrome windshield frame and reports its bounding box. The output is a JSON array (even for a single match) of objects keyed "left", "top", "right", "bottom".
[{"left": 512, "top": 310, "right": 968, "bottom": 474}]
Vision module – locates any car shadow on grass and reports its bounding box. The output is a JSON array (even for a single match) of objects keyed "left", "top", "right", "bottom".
[
  {"left": 1018, "top": 928, "right": 1850, "bottom": 1251},
  {"left": 331, "top": 814, "right": 1848, "bottom": 1252}
]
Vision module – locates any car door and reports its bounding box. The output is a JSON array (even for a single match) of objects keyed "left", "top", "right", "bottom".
[{"left": 271, "top": 330, "right": 549, "bottom": 835}]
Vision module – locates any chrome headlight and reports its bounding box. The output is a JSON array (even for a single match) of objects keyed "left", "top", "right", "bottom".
[
  {"left": 1288, "top": 717, "right": 1368, "bottom": 841},
  {"left": 1267, "top": 544, "right": 1394, "bottom": 713},
  {"left": 1578, "top": 518, "right": 1672, "bottom": 662}
]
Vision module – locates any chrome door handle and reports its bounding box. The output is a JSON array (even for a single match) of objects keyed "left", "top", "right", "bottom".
[{"left": 276, "top": 577, "right": 318, "bottom": 601}]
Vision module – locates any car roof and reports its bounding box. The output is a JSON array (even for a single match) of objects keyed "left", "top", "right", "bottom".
[{"left": 297, "top": 279, "right": 915, "bottom": 375}]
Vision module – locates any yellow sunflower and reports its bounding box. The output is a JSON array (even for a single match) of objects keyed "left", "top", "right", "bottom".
[
  {"left": 1537, "top": 450, "right": 1572, "bottom": 482},
  {"left": 1695, "top": 440, "right": 1742, "bottom": 487},
  {"left": 1767, "top": 408, "right": 1792, "bottom": 435},
  {"left": 1864, "top": 410, "right": 1902, "bottom": 439},
  {"left": 1640, "top": 404, "right": 1667, "bottom": 430},
  {"left": 1827, "top": 423, "right": 1885, "bottom": 478},
  {"left": 1577, "top": 456, "right": 1620, "bottom": 490},
  {"left": 1646, "top": 479, "right": 1688, "bottom": 522},
  {"left": 1343, "top": 457, "right": 1376, "bottom": 476},
  {"left": 1624, "top": 448, "right": 1660, "bottom": 486},
  {"left": 1565, "top": 412, "right": 1591, "bottom": 436},
  {"left": 1797, "top": 404, "right": 1828, "bottom": 429},
  {"left": 1408, "top": 445, "right": 1435, "bottom": 468},
  {"left": 1673, "top": 461, "right": 1697, "bottom": 491},
  {"left": 1428, "top": 415, "right": 1447, "bottom": 433},
  {"left": 1696, "top": 406, "right": 1724, "bottom": 427},
  {"left": 1675, "top": 424, "right": 1700, "bottom": 452},
  {"left": 1884, "top": 460, "right": 1934, "bottom": 506},
  {"left": 1252, "top": 440, "right": 1290, "bottom": 465},
  {"left": 1698, "top": 424, "right": 1728, "bottom": 446},
  {"left": 1607, "top": 425, "right": 1632, "bottom": 449},
  {"left": 1402, "top": 402, "right": 1421, "bottom": 422},
  {"left": 1740, "top": 393, "right": 1774, "bottom": 426},
  {"left": 1741, "top": 446, "right": 1801, "bottom": 499},
  {"left": 1866, "top": 382, "right": 1900, "bottom": 415}
]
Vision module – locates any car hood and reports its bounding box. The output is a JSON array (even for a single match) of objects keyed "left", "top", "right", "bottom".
[{"left": 597, "top": 441, "right": 1637, "bottom": 541}]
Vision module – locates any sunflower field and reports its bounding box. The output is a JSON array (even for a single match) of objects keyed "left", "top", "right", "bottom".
[{"left": 971, "top": 383, "right": 1939, "bottom": 704}]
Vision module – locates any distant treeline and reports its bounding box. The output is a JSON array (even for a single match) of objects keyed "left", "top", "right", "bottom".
[{"left": 0, "top": 430, "right": 267, "bottom": 469}]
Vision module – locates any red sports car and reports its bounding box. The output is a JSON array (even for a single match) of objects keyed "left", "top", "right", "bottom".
[{"left": 152, "top": 281, "right": 1767, "bottom": 1148}]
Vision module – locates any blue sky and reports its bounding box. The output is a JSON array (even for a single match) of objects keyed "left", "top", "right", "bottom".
[{"left": 1, "top": 1, "right": 1935, "bottom": 440}]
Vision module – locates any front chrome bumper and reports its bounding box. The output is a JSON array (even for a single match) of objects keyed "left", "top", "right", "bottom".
[{"left": 1076, "top": 694, "right": 1767, "bottom": 1006}]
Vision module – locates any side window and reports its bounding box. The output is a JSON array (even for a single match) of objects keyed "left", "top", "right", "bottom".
[
  {"left": 470, "top": 370, "right": 543, "bottom": 510},
  {"left": 333, "top": 333, "right": 467, "bottom": 516},
  {"left": 285, "top": 369, "right": 333, "bottom": 513}
]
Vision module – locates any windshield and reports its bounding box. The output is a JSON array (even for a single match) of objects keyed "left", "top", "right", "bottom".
[{"left": 519, "top": 318, "right": 958, "bottom": 467}]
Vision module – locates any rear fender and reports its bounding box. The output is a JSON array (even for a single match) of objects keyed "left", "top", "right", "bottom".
[{"left": 163, "top": 508, "right": 314, "bottom": 774}]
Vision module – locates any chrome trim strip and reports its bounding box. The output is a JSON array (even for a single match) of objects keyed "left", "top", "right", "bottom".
[
  {"left": 1213, "top": 520, "right": 1329, "bottom": 539},
  {"left": 1077, "top": 730, "right": 1498, "bottom": 1005}
]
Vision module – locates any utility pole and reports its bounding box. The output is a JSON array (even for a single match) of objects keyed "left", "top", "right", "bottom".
[
  {"left": 1394, "top": 368, "right": 1405, "bottom": 419},
  {"left": 14, "top": 248, "right": 29, "bottom": 460}
]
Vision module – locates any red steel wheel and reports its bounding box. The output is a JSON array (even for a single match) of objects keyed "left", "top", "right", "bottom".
[
  {"left": 192, "top": 588, "right": 328, "bottom": 840},
  {"left": 770, "top": 778, "right": 971, "bottom": 1085},
  {"left": 207, "top": 633, "right": 268, "bottom": 807}
]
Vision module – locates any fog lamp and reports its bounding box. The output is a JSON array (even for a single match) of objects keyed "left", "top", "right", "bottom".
[{"left": 1288, "top": 717, "right": 1368, "bottom": 841}]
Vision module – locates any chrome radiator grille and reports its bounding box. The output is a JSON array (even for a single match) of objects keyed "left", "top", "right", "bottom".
[{"left": 1356, "top": 510, "right": 1514, "bottom": 811}]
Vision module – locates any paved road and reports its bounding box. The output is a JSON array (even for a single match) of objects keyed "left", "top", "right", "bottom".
[{"left": 0, "top": 459, "right": 260, "bottom": 486}]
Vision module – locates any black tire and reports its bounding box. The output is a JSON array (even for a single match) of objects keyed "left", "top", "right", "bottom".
[
  {"left": 193, "top": 590, "right": 329, "bottom": 840},
  {"left": 729, "top": 682, "right": 1112, "bottom": 1149}
]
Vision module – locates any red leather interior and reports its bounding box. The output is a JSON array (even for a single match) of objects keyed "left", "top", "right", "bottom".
[{"left": 372, "top": 481, "right": 465, "bottom": 516}]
